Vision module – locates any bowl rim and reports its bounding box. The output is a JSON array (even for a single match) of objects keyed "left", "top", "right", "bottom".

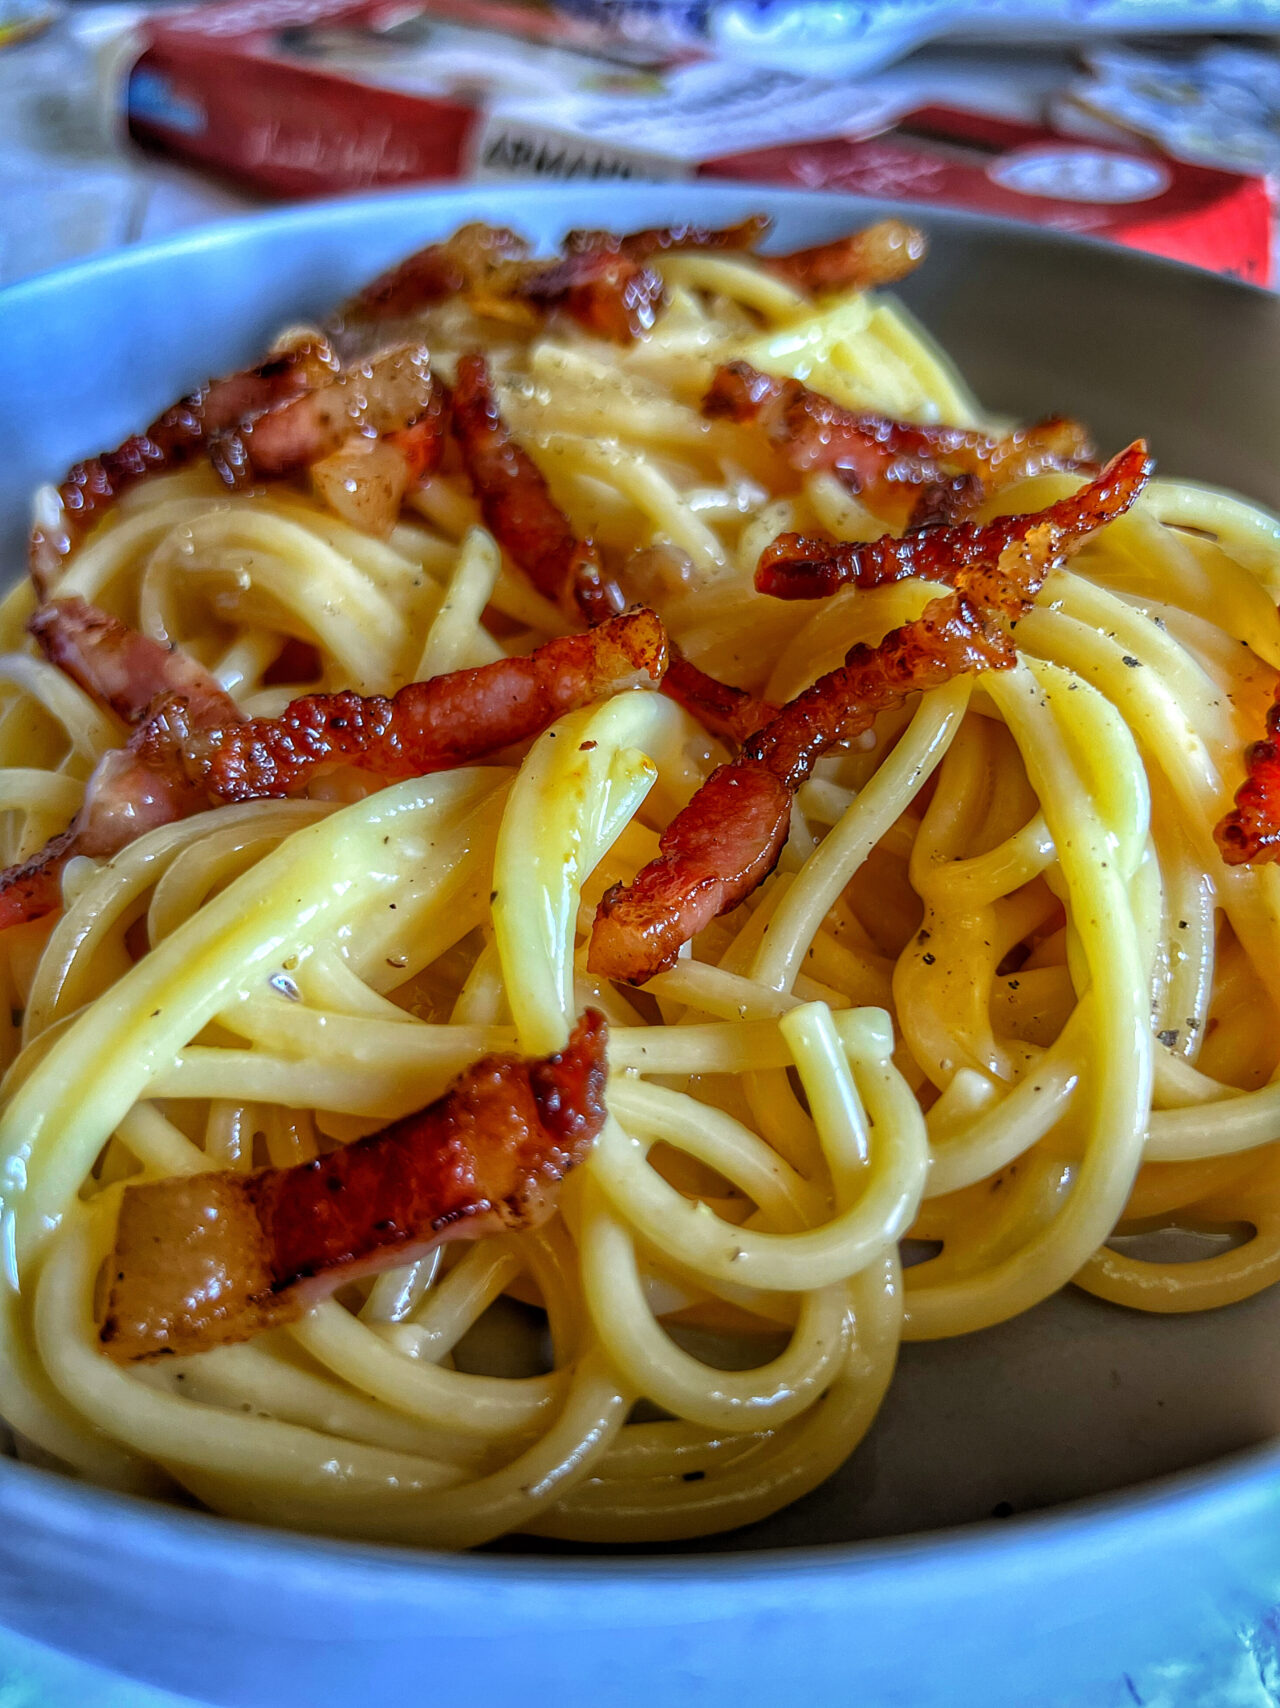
[
  {"left": 7, "top": 1426, "right": 1280, "bottom": 1610},
  {"left": 0, "top": 174, "right": 1271, "bottom": 311},
  {"left": 2, "top": 177, "right": 1279, "bottom": 1596}
]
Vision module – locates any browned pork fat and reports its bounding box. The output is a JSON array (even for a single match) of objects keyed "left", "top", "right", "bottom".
[
  {"left": 207, "top": 344, "right": 445, "bottom": 489},
  {"left": 705, "top": 361, "right": 1092, "bottom": 531},
  {"left": 0, "top": 599, "right": 238, "bottom": 934},
  {"left": 29, "top": 334, "right": 339, "bottom": 597},
  {"left": 29, "top": 596, "right": 239, "bottom": 730},
  {"left": 335, "top": 217, "right": 769, "bottom": 351},
  {"left": 28, "top": 338, "right": 450, "bottom": 593},
  {"left": 589, "top": 444, "right": 1153, "bottom": 984},
  {"left": 0, "top": 605, "right": 669, "bottom": 932},
  {"left": 335, "top": 215, "right": 918, "bottom": 352},
  {"left": 450, "top": 349, "right": 624, "bottom": 625},
  {"left": 757, "top": 439, "right": 1150, "bottom": 605},
  {"left": 1216, "top": 679, "right": 1280, "bottom": 865},
  {"left": 100, "top": 1011, "right": 609, "bottom": 1361},
  {"left": 762, "top": 218, "right": 927, "bottom": 295},
  {"left": 451, "top": 350, "right": 770, "bottom": 745},
  {"left": 590, "top": 593, "right": 1012, "bottom": 984},
  {"left": 177, "top": 606, "right": 669, "bottom": 800}
]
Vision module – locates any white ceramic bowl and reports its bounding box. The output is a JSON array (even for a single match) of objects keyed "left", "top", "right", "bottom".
[{"left": 2, "top": 182, "right": 1280, "bottom": 1708}]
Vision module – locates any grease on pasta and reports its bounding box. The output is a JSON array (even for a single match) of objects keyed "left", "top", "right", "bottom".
[{"left": 2, "top": 237, "right": 1280, "bottom": 1549}]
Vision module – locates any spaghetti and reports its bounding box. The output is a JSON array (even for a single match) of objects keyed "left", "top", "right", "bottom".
[{"left": 2, "top": 216, "right": 1280, "bottom": 1550}]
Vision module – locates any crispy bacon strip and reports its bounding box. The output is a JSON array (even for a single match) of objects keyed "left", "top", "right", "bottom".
[
  {"left": 451, "top": 351, "right": 621, "bottom": 622},
  {"left": 0, "top": 765, "right": 178, "bottom": 942},
  {"left": 0, "top": 602, "right": 235, "bottom": 933},
  {"left": 757, "top": 440, "right": 1152, "bottom": 603},
  {"left": 0, "top": 607, "right": 667, "bottom": 932},
  {"left": 764, "top": 218, "right": 927, "bottom": 295},
  {"left": 546, "top": 216, "right": 910, "bottom": 330},
  {"left": 208, "top": 345, "right": 446, "bottom": 489},
  {"left": 177, "top": 607, "right": 668, "bottom": 801},
  {"left": 340, "top": 223, "right": 532, "bottom": 326},
  {"left": 338, "top": 215, "right": 918, "bottom": 350},
  {"left": 337, "top": 218, "right": 771, "bottom": 350},
  {"left": 28, "top": 596, "right": 238, "bottom": 730},
  {"left": 661, "top": 654, "right": 773, "bottom": 746},
  {"left": 100, "top": 1010, "right": 608, "bottom": 1361},
  {"left": 520, "top": 249, "right": 665, "bottom": 345},
  {"left": 29, "top": 334, "right": 339, "bottom": 597},
  {"left": 563, "top": 216, "right": 770, "bottom": 262},
  {"left": 590, "top": 594, "right": 1009, "bottom": 982},
  {"left": 1215, "top": 682, "right": 1280, "bottom": 864},
  {"left": 451, "top": 351, "right": 769, "bottom": 743},
  {"left": 706, "top": 361, "right": 1092, "bottom": 530},
  {"left": 519, "top": 218, "right": 772, "bottom": 343},
  {"left": 0, "top": 828, "right": 78, "bottom": 934},
  {"left": 0, "top": 748, "right": 203, "bottom": 934},
  {"left": 588, "top": 444, "right": 1153, "bottom": 984}
]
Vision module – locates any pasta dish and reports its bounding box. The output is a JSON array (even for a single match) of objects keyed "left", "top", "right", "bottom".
[{"left": 2, "top": 213, "right": 1280, "bottom": 1548}]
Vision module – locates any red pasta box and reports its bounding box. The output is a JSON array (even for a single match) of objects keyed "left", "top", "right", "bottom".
[
  {"left": 124, "top": 0, "right": 577, "bottom": 196},
  {"left": 702, "top": 105, "right": 1274, "bottom": 287},
  {"left": 120, "top": 0, "right": 900, "bottom": 197},
  {"left": 121, "top": 3, "right": 1272, "bottom": 287}
]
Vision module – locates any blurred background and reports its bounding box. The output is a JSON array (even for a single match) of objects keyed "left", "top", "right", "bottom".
[{"left": 0, "top": 0, "right": 1278, "bottom": 287}]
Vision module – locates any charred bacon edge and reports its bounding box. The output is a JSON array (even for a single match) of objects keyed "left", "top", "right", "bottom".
[
  {"left": 706, "top": 360, "right": 1093, "bottom": 534},
  {"left": 29, "top": 334, "right": 339, "bottom": 598},
  {"left": 1215, "top": 685, "right": 1280, "bottom": 865},
  {"left": 0, "top": 607, "right": 668, "bottom": 931},
  {"left": 588, "top": 592, "right": 1011, "bottom": 984},
  {"left": 177, "top": 606, "right": 668, "bottom": 802},
  {"left": 587, "top": 444, "right": 1153, "bottom": 985},
  {"left": 100, "top": 1009, "right": 608, "bottom": 1362},
  {"left": 449, "top": 351, "right": 767, "bottom": 747},
  {"left": 756, "top": 440, "right": 1150, "bottom": 605},
  {"left": 337, "top": 215, "right": 925, "bottom": 349}
]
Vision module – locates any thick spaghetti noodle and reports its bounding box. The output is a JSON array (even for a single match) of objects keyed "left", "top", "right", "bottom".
[{"left": 3, "top": 219, "right": 1280, "bottom": 1549}]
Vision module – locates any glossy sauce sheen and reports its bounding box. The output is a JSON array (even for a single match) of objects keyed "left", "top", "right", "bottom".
[{"left": 100, "top": 1011, "right": 609, "bottom": 1361}]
